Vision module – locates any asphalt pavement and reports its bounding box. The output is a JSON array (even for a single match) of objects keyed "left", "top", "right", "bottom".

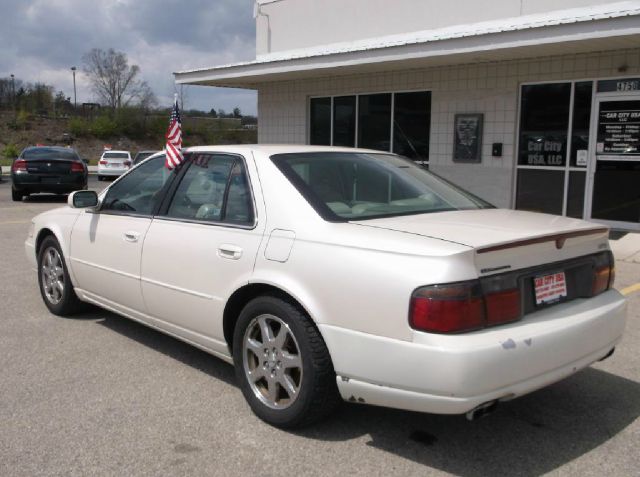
[{"left": 0, "top": 176, "right": 639, "bottom": 477}]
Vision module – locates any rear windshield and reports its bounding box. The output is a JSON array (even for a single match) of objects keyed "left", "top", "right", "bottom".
[
  {"left": 134, "top": 152, "right": 155, "bottom": 163},
  {"left": 22, "top": 148, "right": 80, "bottom": 160},
  {"left": 103, "top": 152, "right": 129, "bottom": 159},
  {"left": 271, "top": 152, "right": 493, "bottom": 221}
]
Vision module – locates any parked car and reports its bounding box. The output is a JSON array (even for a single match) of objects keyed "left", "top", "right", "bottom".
[
  {"left": 25, "top": 146, "right": 626, "bottom": 428},
  {"left": 11, "top": 146, "right": 88, "bottom": 202},
  {"left": 133, "top": 150, "right": 160, "bottom": 165},
  {"left": 97, "top": 150, "right": 132, "bottom": 181}
]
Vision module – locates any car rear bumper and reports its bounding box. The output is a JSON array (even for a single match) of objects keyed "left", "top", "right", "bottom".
[
  {"left": 320, "top": 289, "right": 626, "bottom": 414},
  {"left": 12, "top": 173, "right": 86, "bottom": 193},
  {"left": 97, "top": 167, "right": 130, "bottom": 176}
]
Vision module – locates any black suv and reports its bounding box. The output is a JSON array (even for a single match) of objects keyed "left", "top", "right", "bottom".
[{"left": 11, "top": 146, "right": 88, "bottom": 201}]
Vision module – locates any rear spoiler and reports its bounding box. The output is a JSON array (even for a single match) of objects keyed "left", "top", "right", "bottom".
[{"left": 477, "top": 227, "right": 609, "bottom": 254}]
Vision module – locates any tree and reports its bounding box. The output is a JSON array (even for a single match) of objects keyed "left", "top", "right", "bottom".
[
  {"left": 209, "top": 108, "right": 218, "bottom": 118},
  {"left": 82, "top": 48, "right": 155, "bottom": 110},
  {"left": 233, "top": 107, "right": 241, "bottom": 118}
]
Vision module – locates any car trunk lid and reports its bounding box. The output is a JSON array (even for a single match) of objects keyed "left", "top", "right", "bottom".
[
  {"left": 350, "top": 209, "right": 610, "bottom": 274},
  {"left": 26, "top": 159, "right": 74, "bottom": 174}
]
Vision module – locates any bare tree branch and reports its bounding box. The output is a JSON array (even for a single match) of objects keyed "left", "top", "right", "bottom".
[{"left": 82, "top": 48, "right": 154, "bottom": 110}]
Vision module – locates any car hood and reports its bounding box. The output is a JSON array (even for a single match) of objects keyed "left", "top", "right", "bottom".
[{"left": 349, "top": 209, "right": 606, "bottom": 249}]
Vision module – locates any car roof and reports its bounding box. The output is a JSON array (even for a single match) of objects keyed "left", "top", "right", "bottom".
[
  {"left": 102, "top": 150, "right": 130, "bottom": 154},
  {"left": 184, "top": 144, "right": 391, "bottom": 156}
]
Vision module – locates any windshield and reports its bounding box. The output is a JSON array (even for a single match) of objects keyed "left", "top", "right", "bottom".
[
  {"left": 103, "top": 152, "right": 129, "bottom": 159},
  {"left": 22, "top": 148, "right": 80, "bottom": 160},
  {"left": 271, "top": 152, "right": 492, "bottom": 221},
  {"left": 134, "top": 152, "right": 155, "bottom": 163}
]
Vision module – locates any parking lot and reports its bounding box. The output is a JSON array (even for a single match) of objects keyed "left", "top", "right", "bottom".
[{"left": 0, "top": 176, "right": 639, "bottom": 477}]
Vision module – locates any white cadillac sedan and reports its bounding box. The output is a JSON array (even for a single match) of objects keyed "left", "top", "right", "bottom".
[{"left": 25, "top": 145, "right": 626, "bottom": 428}]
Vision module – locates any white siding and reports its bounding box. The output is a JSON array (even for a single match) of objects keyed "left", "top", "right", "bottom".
[
  {"left": 256, "top": 0, "right": 628, "bottom": 56},
  {"left": 257, "top": 48, "right": 640, "bottom": 208}
]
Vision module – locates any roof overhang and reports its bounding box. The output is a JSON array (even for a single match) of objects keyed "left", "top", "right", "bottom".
[{"left": 175, "top": 3, "right": 640, "bottom": 89}]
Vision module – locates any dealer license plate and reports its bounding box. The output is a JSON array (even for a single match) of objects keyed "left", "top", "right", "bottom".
[
  {"left": 41, "top": 177, "right": 59, "bottom": 184},
  {"left": 534, "top": 271, "right": 567, "bottom": 305}
]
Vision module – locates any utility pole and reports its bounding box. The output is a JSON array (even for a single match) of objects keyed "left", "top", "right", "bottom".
[
  {"left": 10, "top": 74, "right": 15, "bottom": 119},
  {"left": 71, "top": 66, "right": 77, "bottom": 110}
]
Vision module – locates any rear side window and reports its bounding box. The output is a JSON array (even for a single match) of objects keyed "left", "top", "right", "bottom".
[
  {"left": 164, "top": 154, "right": 254, "bottom": 225},
  {"left": 101, "top": 155, "right": 172, "bottom": 216}
]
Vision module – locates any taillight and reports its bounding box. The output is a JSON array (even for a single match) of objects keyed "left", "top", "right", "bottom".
[
  {"left": 410, "top": 278, "right": 522, "bottom": 334},
  {"left": 99, "top": 160, "right": 108, "bottom": 165},
  {"left": 485, "top": 289, "right": 521, "bottom": 325},
  {"left": 12, "top": 159, "right": 27, "bottom": 172},
  {"left": 410, "top": 281, "right": 485, "bottom": 333},
  {"left": 124, "top": 160, "right": 132, "bottom": 167},
  {"left": 591, "top": 252, "right": 614, "bottom": 296},
  {"left": 71, "top": 161, "right": 84, "bottom": 172}
]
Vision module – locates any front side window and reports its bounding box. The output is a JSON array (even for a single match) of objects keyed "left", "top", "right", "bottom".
[
  {"left": 164, "top": 154, "right": 254, "bottom": 225},
  {"left": 272, "top": 152, "right": 491, "bottom": 221},
  {"left": 101, "top": 155, "right": 171, "bottom": 215}
]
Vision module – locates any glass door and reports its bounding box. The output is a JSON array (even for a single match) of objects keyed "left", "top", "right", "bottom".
[{"left": 586, "top": 93, "right": 640, "bottom": 231}]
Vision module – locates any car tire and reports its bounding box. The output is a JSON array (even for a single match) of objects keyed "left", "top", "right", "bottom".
[
  {"left": 37, "top": 236, "right": 84, "bottom": 316},
  {"left": 97, "top": 175, "right": 103, "bottom": 181},
  {"left": 233, "top": 295, "right": 340, "bottom": 428},
  {"left": 11, "top": 187, "right": 23, "bottom": 202}
]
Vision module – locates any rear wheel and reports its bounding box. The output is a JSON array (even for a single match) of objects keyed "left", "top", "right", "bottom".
[
  {"left": 233, "top": 295, "right": 340, "bottom": 428},
  {"left": 11, "top": 187, "right": 23, "bottom": 202},
  {"left": 97, "top": 175, "right": 104, "bottom": 181},
  {"left": 37, "top": 236, "right": 84, "bottom": 316}
]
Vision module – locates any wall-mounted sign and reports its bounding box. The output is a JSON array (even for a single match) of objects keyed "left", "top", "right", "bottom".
[
  {"left": 453, "top": 113, "right": 483, "bottom": 163},
  {"left": 597, "top": 100, "right": 640, "bottom": 161},
  {"left": 597, "top": 78, "right": 640, "bottom": 93}
]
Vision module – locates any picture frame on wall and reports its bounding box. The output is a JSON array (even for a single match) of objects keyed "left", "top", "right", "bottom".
[{"left": 453, "top": 113, "right": 483, "bottom": 163}]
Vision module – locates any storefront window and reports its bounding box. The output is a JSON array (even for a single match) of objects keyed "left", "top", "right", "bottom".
[
  {"left": 333, "top": 96, "right": 356, "bottom": 147},
  {"left": 518, "top": 83, "right": 571, "bottom": 167},
  {"left": 309, "top": 91, "right": 431, "bottom": 164},
  {"left": 393, "top": 91, "right": 431, "bottom": 161},
  {"left": 358, "top": 93, "right": 391, "bottom": 151},
  {"left": 309, "top": 97, "right": 331, "bottom": 146},
  {"left": 570, "top": 82, "right": 593, "bottom": 167},
  {"left": 516, "top": 169, "right": 565, "bottom": 215}
]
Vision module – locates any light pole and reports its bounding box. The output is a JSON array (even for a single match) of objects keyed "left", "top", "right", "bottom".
[
  {"left": 10, "top": 74, "right": 15, "bottom": 118},
  {"left": 70, "top": 66, "right": 77, "bottom": 109}
]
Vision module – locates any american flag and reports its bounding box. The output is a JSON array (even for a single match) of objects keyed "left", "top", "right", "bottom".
[{"left": 165, "top": 95, "right": 183, "bottom": 169}]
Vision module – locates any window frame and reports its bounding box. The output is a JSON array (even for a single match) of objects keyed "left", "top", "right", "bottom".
[
  {"left": 155, "top": 152, "right": 258, "bottom": 230},
  {"left": 97, "top": 154, "right": 179, "bottom": 219},
  {"left": 308, "top": 89, "right": 432, "bottom": 165},
  {"left": 514, "top": 79, "right": 596, "bottom": 217}
]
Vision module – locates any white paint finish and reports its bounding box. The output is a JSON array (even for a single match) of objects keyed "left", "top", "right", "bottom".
[
  {"left": 139, "top": 218, "right": 264, "bottom": 340},
  {"left": 256, "top": 48, "right": 640, "bottom": 207},
  {"left": 70, "top": 212, "right": 151, "bottom": 313},
  {"left": 26, "top": 144, "right": 628, "bottom": 417},
  {"left": 264, "top": 228, "right": 296, "bottom": 262},
  {"left": 255, "top": 0, "right": 634, "bottom": 56},
  {"left": 326, "top": 288, "right": 626, "bottom": 413}
]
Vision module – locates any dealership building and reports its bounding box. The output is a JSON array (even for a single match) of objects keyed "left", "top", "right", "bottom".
[{"left": 176, "top": 0, "right": 640, "bottom": 231}]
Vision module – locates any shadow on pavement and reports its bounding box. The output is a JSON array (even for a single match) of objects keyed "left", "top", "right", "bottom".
[
  {"left": 86, "top": 307, "right": 639, "bottom": 476},
  {"left": 22, "top": 194, "right": 68, "bottom": 203}
]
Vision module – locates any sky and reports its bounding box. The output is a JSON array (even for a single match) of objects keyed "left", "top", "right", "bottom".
[{"left": 1, "top": 0, "right": 258, "bottom": 115}]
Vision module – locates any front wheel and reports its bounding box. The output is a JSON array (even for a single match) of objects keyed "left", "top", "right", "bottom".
[
  {"left": 233, "top": 295, "right": 340, "bottom": 428},
  {"left": 37, "top": 236, "right": 84, "bottom": 316}
]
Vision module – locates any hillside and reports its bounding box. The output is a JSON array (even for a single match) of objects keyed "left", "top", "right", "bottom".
[{"left": 0, "top": 112, "right": 257, "bottom": 164}]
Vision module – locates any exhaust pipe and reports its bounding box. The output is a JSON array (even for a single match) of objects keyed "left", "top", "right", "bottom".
[
  {"left": 598, "top": 347, "right": 615, "bottom": 362},
  {"left": 465, "top": 400, "right": 498, "bottom": 421}
]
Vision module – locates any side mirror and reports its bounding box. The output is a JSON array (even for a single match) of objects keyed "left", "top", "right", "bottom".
[
  {"left": 82, "top": 158, "right": 89, "bottom": 164},
  {"left": 68, "top": 190, "right": 98, "bottom": 209}
]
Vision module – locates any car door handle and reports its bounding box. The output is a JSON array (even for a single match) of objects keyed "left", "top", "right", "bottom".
[
  {"left": 123, "top": 231, "right": 140, "bottom": 243},
  {"left": 218, "top": 244, "right": 243, "bottom": 260}
]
